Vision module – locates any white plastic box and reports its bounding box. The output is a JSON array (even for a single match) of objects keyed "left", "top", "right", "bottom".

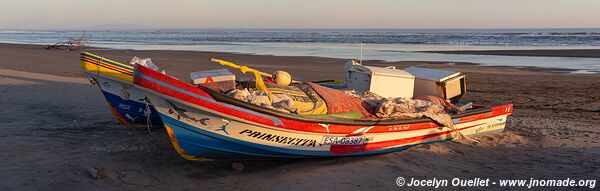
[
  {"left": 344, "top": 60, "right": 415, "bottom": 98},
  {"left": 190, "top": 69, "right": 236, "bottom": 92},
  {"left": 402, "top": 66, "right": 466, "bottom": 102}
]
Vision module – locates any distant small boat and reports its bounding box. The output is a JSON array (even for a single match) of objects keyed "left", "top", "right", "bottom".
[
  {"left": 80, "top": 52, "right": 162, "bottom": 126},
  {"left": 133, "top": 64, "right": 513, "bottom": 161}
]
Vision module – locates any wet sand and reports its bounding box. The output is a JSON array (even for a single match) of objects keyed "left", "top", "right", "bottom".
[
  {"left": 422, "top": 49, "right": 600, "bottom": 58},
  {"left": 0, "top": 43, "right": 599, "bottom": 190}
]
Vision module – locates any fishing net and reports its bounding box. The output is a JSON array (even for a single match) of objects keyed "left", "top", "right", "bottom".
[{"left": 308, "top": 82, "right": 377, "bottom": 118}]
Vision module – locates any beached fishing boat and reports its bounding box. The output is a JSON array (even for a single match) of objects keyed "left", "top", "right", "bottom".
[
  {"left": 80, "top": 52, "right": 162, "bottom": 126},
  {"left": 132, "top": 63, "right": 513, "bottom": 161}
]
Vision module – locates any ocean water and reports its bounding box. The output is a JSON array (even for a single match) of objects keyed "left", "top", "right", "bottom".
[{"left": 1, "top": 29, "right": 599, "bottom": 73}]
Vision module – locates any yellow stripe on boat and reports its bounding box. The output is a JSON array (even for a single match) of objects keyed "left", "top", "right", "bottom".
[
  {"left": 164, "top": 125, "right": 213, "bottom": 161},
  {"left": 80, "top": 51, "right": 134, "bottom": 82}
]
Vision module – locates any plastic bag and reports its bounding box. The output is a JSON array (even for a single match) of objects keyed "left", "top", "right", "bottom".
[{"left": 130, "top": 57, "right": 165, "bottom": 74}]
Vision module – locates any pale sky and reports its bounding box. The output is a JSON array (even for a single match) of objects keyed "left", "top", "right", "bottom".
[{"left": 1, "top": 0, "right": 599, "bottom": 29}]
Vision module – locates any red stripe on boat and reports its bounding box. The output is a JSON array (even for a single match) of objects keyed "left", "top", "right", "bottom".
[
  {"left": 135, "top": 64, "right": 211, "bottom": 98},
  {"left": 82, "top": 57, "right": 132, "bottom": 74},
  {"left": 134, "top": 65, "right": 290, "bottom": 127},
  {"left": 329, "top": 123, "right": 485, "bottom": 154},
  {"left": 136, "top": 76, "right": 284, "bottom": 127}
]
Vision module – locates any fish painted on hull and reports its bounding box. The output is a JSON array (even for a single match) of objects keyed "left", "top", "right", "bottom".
[{"left": 165, "top": 100, "right": 210, "bottom": 125}]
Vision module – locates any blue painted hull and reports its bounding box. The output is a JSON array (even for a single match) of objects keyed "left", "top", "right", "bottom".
[
  {"left": 161, "top": 114, "right": 510, "bottom": 161},
  {"left": 101, "top": 90, "right": 163, "bottom": 126},
  {"left": 159, "top": 114, "right": 447, "bottom": 160},
  {"left": 161, "top": 114, "right": 308, "bottom": 160}
]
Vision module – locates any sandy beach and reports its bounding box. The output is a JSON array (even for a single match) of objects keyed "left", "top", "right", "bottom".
[{"left": 1, "top": 43, "right": 599, "bottom": 190}]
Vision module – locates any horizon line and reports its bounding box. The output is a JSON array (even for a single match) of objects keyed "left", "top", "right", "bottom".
[{"left": 3, "top": 27, "right": 600, "bottom": 31}]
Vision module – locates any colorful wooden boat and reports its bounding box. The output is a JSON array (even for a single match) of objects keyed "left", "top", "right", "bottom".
[
  {"left": 133, "top": 64, "right": 513, "bottom": 161},
  {"left": 80, "top": 52, "right": 162, "bottom": 126}
]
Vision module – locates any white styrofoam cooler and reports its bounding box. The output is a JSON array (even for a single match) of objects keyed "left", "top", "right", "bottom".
[
  {"left": 344, "top": 60, "right": 414, "bottom": 98},
  {"left": 402, "top": 66, "right": 466, "bottom": 102}
]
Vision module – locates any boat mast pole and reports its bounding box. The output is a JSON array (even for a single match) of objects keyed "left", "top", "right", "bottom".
[{"left": 360, "top": 43, "right": 363, "bottom": 65}]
